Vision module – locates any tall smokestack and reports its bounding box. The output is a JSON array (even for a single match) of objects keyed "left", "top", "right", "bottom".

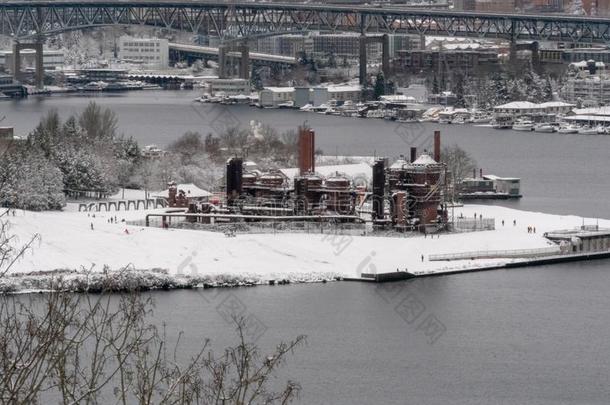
[
  {"left": 226, "top": 157, "right": 243, "bottom": 206},
  {"left": 299, "top": 127, "right": 315, "bottom": 175},
  {"left": 372, "top": 159, "right": 385, "bottom": 222},
  {"left": 473, "top": 168, "right": 476, "bottom": 179},
  {"left": 410, "top": 147, "right": 417, "bottom": 163},
  {"left": 434, "top": 131, "right": 441, "bottom": 163},
  {"left": 480, "top": 168, "right": 483, "bottom": 178}
]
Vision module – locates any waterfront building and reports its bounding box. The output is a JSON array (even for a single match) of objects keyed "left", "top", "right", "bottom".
[
  {"left": 563, "top": 76, "right": 610, "bottom": 105},
  {"left": 0, "top": 48, "right": 64, "bottom": 73},
  {"left": 119, "top": 36, "right": 169, "bottom": 68},
  {"left": 0, "top": 74, "right": 26, "bottom": 97},
  {"left": 76, "top": 69, "right": 129, "bottom": 83},
  {"left": 259, "top": 87, "right": 295, "bottom": 108},
  {"left": 207, "top": 78, "right": 251, "bottom": 96},
  {"left": 494, "top": 101, "right": 575, "bottom": 116}
]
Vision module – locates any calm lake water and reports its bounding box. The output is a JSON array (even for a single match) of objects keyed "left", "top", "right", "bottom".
[{"left": 3, "top": 91, "right": 610, "bottom": 404}]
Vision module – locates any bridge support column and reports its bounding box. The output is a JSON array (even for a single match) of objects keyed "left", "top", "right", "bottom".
[
  {"left": 509, "top": 40, "right": 517, "bottom": 67},
  {"left": 359, "top": 34, "right": 367, "bottom": 86},
  {"left": 239, "top": 43, "right": 250, "bottom": 80},
  {"left": 531, "top": 41, "right": 541, "bottom": 73},
  {"left": 35, "top": 42, "right": 43, "bottom": 89},
  {"left": 12, "top": 43, "right": 21, "bottom": 82},
  {"left": 12, "top": 41, "right": 44, "bottom": 89},
  {"left": 382, "top": 34, "right": 390, "bottom": 78},
  {"left": 218, "top": 43, "right": 228, "bottom": 79}
]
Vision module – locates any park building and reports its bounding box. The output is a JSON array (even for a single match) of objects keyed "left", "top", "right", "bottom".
[{"left": 118, "top": 36, "right": 169, "bottom": 68}]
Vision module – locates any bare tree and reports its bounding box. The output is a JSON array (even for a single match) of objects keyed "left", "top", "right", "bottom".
[
  {"left": 0, "top": 213, "right": 39, "bottom": 279},
  {"left": 0, "top": 291, "right": 305, "bottom": 405},
  {"left": 441, "top": 145, "right": 478, "bottom": 188}
]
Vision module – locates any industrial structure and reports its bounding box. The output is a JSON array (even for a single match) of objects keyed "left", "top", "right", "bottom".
[
  {"left": 371, "top": 131, "right": 448, "bottom": 232},
  {"left": 164, "top": 127, "right": 449, "bottom": 234}
]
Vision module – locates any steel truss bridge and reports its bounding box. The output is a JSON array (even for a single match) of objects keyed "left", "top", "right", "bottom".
[{"left": 1, "top": 1, "right": 610, "bottom": 44}]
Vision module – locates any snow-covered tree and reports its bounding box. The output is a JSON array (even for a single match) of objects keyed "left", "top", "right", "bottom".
[{"left": 0, "top": 148, "right": 65, "bottom": 211}]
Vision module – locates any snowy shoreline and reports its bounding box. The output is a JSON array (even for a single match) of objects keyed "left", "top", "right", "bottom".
[
  {"left": 4, "top": 204, "right": 610, "bottom": 294},
  {"left": 0, "top": 267, "right": 339, "bottom": 294}
]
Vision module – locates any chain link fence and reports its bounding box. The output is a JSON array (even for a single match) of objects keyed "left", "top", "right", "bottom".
[{"left": 129, "top": 215, "right": 495, "bottom": 238}]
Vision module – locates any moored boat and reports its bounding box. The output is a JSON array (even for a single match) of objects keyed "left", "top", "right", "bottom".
[
  {"left": 534, "top": 123, "right": 556, "bottom": 133},
  {"left": 557, "top": 124, "right": 579, "bottom": 134},
  {"left": 513, "top": 120, "right": 534, "bottom": 131}
]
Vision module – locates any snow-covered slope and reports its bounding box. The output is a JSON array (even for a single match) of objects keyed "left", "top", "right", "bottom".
[{"left": 7, "top": 205, "right": 609, "bottom": 285}]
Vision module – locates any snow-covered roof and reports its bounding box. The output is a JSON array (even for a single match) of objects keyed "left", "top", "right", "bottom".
[
  {"left": 566, "top": 115, "right": 610, "bottom": 122},
  {"left": 412, "top": 154, "right": 438, "bottom": 166},
  {"left": 327, "top": 85, "right": 362, "bottom": 92},
  {"left": 495, "top": 101, "right": 574, "bottom": 110},
  {"left": 570, "top": 60, "right": 606, "bottom": 68},
  {"left": 262, "top": 87, "right": 294, "bottom": 93},
  {"left": 379, "top": 95, "right": 417, "bottom": 103},
  {"left": 494, "top": 101, "right": 539, "bottom": 109},
  {"left": 572, "top": 106, "right": 610, "bottom": 116},
  {"left": 483, "top": 175, "right": 520, "bottom": 181},
  {"left": 539, "top": 101, "right": 575, "bottom": 108},
  {"left": 152, "top": 183, "right": 212, "bottom": 199},
  {"left": 390, "top": 159, "right": 409, "bottom": 169},
  {"left": 280, "top": 163, "right": 372, "bottom": 182}
]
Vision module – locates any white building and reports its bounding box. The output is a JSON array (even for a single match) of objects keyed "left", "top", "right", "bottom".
[
  {"left": 327, "top": 85, "right": 362, "bottom": 102},
  {"left": 563, "top": 76, "right": 610, "bottom": 106},
  {"left": 119, "top": 36, "right": 169, "bottom": 68},
  {"left": 494, "top": 101, "right": 575, "bottom": 116},
  {"left": 207, "top": 78, "right": 251, "bottom": 96},
  {"left": 259, "top": 87, "right": 294, "bottom": 108}
]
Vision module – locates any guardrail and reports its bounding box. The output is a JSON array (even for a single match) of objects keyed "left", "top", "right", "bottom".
[{"left": 429, "top": 246, "right": 561, "bottom": 261}]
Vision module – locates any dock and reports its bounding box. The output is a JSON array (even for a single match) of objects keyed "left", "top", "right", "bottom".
[{"left": 357, "top": 250, "right": 610, "bottom": 283}]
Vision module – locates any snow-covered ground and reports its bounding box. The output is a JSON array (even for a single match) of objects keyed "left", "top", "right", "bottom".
[{"left": 4, "top": 205, "right": 610, "bottom": 291}]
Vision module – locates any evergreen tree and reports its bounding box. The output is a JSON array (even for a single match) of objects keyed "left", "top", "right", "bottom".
[
  {"left": 544, "top": 77, "right": 554, "bottom": 101},
  {"left": 374, "top": 71, "right": 386, "bottom": 100},
  {"left": 250, "top": 67, "right": 263, "bottom": 91},
  {"left": 327, "top": 52, "right": 337, "bottom": 68},
  {"left": 432, "top": 74, "right": 440, "bottom": 94},
  {"left": 453, "top": 74, "right": 466, "bottom": 108}
]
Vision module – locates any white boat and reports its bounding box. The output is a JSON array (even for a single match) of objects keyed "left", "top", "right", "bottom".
[
  {"left": 534, "top": 123, "right": 556, "bottom": 133},
  {"left": 471, "top": 113, "right": 492, "bottom": 124},
  {"left": 557, "top": 124, "right": 579, "bottom": 134},
  {"left": 492, "top": 114, "right": 513, "bottom": 129},
  {"left": 82, "top": 81, "right": 106, "bottom": 91},
  {"left": 578, "top": 125, "right": 598, "bottom": 135},
  {"left": 597, "top": 126, "right": 609, "bottom": 135},
  {"left": 513, "top": 120, "right": 534, "bottom": 131},
  {"left": 300, "top": 104, "right": 314, "bottom": 112}
]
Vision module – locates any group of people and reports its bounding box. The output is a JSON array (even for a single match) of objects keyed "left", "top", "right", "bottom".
[{"left": 87, "top": 213, "right": 129, "bottom": 234}]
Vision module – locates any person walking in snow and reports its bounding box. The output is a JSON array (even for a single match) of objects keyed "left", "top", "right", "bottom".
[
  {"left": 421, "top": 254, "right": 424, "bottom": 262},
  {"left": 90, "top": 223, "right": 94, "bottom": 231}
]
